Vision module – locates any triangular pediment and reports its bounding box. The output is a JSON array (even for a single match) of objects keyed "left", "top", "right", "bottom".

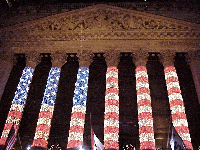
[{"left": 0, "top": 4, "right": 199, "bottom": 42}]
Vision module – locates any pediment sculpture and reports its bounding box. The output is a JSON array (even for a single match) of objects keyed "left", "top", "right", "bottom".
[{"left": 0, "top": 4, "right": 199, "bottom": 41}]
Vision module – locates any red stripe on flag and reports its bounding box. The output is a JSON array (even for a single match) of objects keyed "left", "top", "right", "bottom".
[
  {"left": 3, "top": 123, "right": 13, "bottom": 130},
  {"left": 166, "top": 77, "right": 179, "bottom": 84},
  {"left": 106, "top": 88, "right": 119, "bottom": 95},
  {"left": 106, "top": 67, "right": 118, "bottom": 73},
  {"left": 69, "top": 125, "right": 84, "bottom": 133},
  {"left": 139, "top": 126, "right": 154, "bottom": 134},
  {"left": 168, "top": 87, "right": 181, "bottom": 95},
  {"left": 137, "top": 99, "right": 151, "bottom": 107},
  {"left": 136, "top": 76, "right": 149, "bottom": 84},
  {"left": 105, "top": 99, "right": 119, "bottom": 107},
  {"left": 104, "top": 126, "right": 119, "bottom": 134},
  {"left": 67, "top": 140, "right": 82, "bottom": 148},
  {"left": 137, "top": 87, "right": 150, "bottom": 95},
  {"left": 164, "top": 66, "right": 176, "bottom": 73},
  {"left": 183, "top": 140, "right": 193, "bottom": 150},
  {"left": 7, "top": 111, "right": 22, "bottom": 119},
  {"left": 171, "top": 112, "right": 187, "bottom": 120},
  {"left": 175, "top": 126, "right": 190, "bottom": 134},
  {"left": 140, "top": 141, "right": 155, "bottom": 150},
  {"left": 106, "top": 77, "right": 118, "bottom": 83},
  {"left": 135, "top": 66, "right": 147, "bottom": 73},
  {"left": 138, "top": 112, "right": 153, "bottom": 120},
  {"left": 39, "top": 111, "right": 53, "bottom": 119},
  {"left": 104, "top": 112, "right": 119, "bottom": 120},
  {"left": 169, "top": 99, "right": 184, "bottom": 108},
  {"left": 71, "top": 112, "right": 85, "bottom": 120},
  {"left": 104, "top": 141, "right": 119, "bottom": 150},
  {"left": 32, "top": 138, "right": 47, "bottom": 148},
  {"left": 35, "top": 124, "right": 51, "bottom": 133}
]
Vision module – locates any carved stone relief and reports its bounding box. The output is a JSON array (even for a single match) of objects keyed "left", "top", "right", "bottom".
[{"left": 0, "top": 5, "right": 199, "bottom": 43}]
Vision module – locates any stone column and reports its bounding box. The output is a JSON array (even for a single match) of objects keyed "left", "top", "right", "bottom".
[
  {"left": 0, "top": 52, "right": 37, "bottom": 147},
  {"left": 67, "top": 51, "right": 92, "bottom": 150},
  {"left": 186, "top": 50, "right": 200, "bottom": 103},
  {"left": 104, "top": 51, "right": 120, "bottom": 150},
  {"left": 133, "top": 51, "right": 156, "bottom": 150},
  {"left": 161, "top": 51, "right": 193, "bottom": 150},
  {"left": 0, "top": 51, "right": 14, "bottom": 100},
  {"left": 32, "top": 53, "right": 64, "bottom": 150}
]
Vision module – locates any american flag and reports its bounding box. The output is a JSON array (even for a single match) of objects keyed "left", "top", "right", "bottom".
[{"left": 5, "top": 124, "right": 17, "bottom": 150}]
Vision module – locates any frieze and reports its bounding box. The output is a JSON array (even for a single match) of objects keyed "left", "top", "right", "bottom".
[{"left": 0, "top": 4, "right": 199, "bottom": 41}]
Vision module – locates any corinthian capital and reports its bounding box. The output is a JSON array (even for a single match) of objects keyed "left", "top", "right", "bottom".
[
  {"left": 51, "top": 52, "right": 66, "bottom": 68},
  {"left": 77, "top": 50, "right": 93, "bottom": 68},
  {"left": 160, "top": 50, "right": 176, "bottom": 68},
  {"left": 105, "top": 50, "right": 120, "bottom": 67},
  {"left": 25, "top": 51, "right": 40, "bottom": 69},
  {"left": 133, "top": 50, "right": 148, "bottom": 67}
]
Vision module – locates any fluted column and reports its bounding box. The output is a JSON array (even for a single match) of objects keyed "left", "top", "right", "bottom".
[
  {"left": 186, "top": 50, "right": 200, "bottom": 103},
  {"left": 32, "top": 53, "right": 65, "bottom": 149},
  {"left": 161, "top": 51, "right": 193, "bottom": 150},
  {"left": 0, "top": 52, "right": 38, "bottom": 146},
  {"left": 133, "top": 51, "right": 156, "bottom": 150},
  {"left": 0, "top": 51, "right": 14, "bottom": 100},
  {"left": 67, "top": 51, "right": 92, "bottom": 149},
  {"left": 104, "top": 51, "right": 120, "bottom": 150}
]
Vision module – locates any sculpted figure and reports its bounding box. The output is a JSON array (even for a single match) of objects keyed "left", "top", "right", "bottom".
[
  {"left": 49, "top": 21, "right": 61, "bottom": 30},
  {"left": 142, "top": 19, "right": 159, "bottom": 29}
]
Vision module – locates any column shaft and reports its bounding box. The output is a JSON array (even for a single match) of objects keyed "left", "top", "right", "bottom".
[
  {"left": 0, "top": 67, "right": 34, "bottom": 145},
  {"left": 164, "top": 66, "right": 193, "bottom": 149},
  {"left": 32, "top": 67, "right": 61, "bottom": 149},
  {"left": 135, "top": 66, "right": 155, "bottom": 150},
  {"left": 104, "top": 66, "right": 119, "bottom": 150},
  {"left": 67, "top": 67, "right": 89, "bottom": 149}
]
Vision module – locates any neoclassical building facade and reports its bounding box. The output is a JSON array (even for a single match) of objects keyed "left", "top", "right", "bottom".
[{"left": 0, "top": 4, "right": 199, "bottom": 150}]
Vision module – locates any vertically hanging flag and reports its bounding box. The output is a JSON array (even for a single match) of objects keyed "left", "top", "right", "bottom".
[
  {"left": 169, "top": 125, "right": 187, "bottom": 150},
  {"left": 0, "top": 67, "right": 34, "bottom": 146},
  {"left": 67, "top": 67, "right": 89, "bottom": 149},
  {"left": 5, "top": 124, "right": 16, "bottom": 150},
  {"left": 91, "top": 128, "right": 104, "bottom": 150},
  {"left": 32, "top": 67, "right": 61, "bottom": 148}
]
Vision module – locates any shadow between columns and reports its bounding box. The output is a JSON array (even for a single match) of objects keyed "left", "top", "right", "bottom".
[
  {"left": 118, "top": 53, "right": 139, "bottom": 149},
  {"left": 18, "top": 54, "right": 52, "bottom": 149},
  {"left": 48, "top": 54, "right": 79, "bottom": 150},
  {"left": 174, "top": 53, "right": 200, "bottom": 150},
  {"left": 146, "top": 53, "right": 171, "bottom": 149},
  {"left": 83, "top": 53, "right": 107, "bottom": 149}
]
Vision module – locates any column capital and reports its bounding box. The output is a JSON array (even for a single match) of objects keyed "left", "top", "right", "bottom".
[
  {"left": 77, "top": 50, "right": 93, "bottom": 68},
  {"left": 132, "top": 50, "right": 148, "bottom": 67},
  {"left": 25, "top": 51, "right": 40, "bottom": 69},
  {"left": 105, "top": 50, "right": 120, "bottom": 67},
  {"left": 51, "top": 52, "right": 66, "bottom": 68},
  {"left": 160, "top": 50, "right": 176, "bottom": 68}
]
